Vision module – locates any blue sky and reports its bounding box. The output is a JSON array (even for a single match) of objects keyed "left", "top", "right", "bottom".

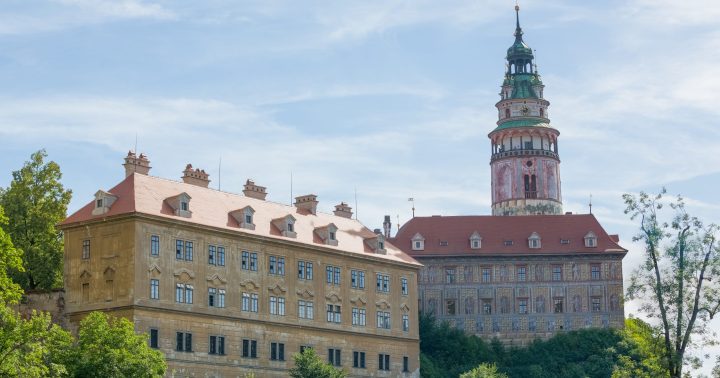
[{"left": 1, "top": 0, "right": 720, "bottom": 374}]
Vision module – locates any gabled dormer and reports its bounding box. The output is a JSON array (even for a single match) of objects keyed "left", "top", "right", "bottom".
[
  {"left": 366, "top": 233, "right": 387, "bottom": 255},
  {"left": 272, "top": 214, "right": 297, "bottom": 238},
  {"left": 469, "top": 231, "right": 482, "bottom": 249},
  {"left": 230, "top": 206, "right": 255, "bottom": 230},
  {"left": 411, "top": 233, "right": 425, "bottom": 251},
  {"left": 315, "top": 223, "right": 338, "bottom": 246},
  {"left": 528, "top": 232, "right": 541, "bottom": 249},
  {"left": 166, "top": 192, "right": 192, "bottom": 218},
  {"left": 584, "top": 231, "right": 598, "bottom": 248},
  {"left": 91, "top": 190, "right": 118, "bottom": 216}
]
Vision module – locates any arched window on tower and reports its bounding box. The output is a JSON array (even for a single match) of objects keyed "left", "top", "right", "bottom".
[
  {"left": 524, "top": 175, "right": 538, "bottom": 199},
  {"left": 539, "top": 108, "right": 544, "bottom": 118},
  {"left": 505, "top": 108, "right": 511, "bottom": 118}
]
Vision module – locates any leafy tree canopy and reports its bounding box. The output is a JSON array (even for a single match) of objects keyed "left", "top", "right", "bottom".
[
  {"left": 0, "top": 149, "right": 71, "bottom": 290},
  {"left": 460, "top": 363, "right": 508, "bottom": 378},
  {"left": 0, "top": 205, "right": 23, "bottom": 304},
  {"left": 65, "top": 312, "right": 166, "bottom": 378},
  {"left": 289, "top": 347, "right": 347, "bottom": 378}
]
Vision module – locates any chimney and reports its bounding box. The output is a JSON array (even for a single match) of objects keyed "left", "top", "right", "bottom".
[
  {"left": 123, "top": 151, "right": 151, "bottom": 177},
  {"left": 295, "top": 194, "right": 318, "bottom": 215},
  {"left": 181, "top": 164, "right": 210, "bottom": 188},
  {"left": 383, "top": 215, "right": 392, "bottom": 238},
  {"left": 243, "top": 179, "right": 267, "bottom": 200},
  {"left": 333, "top": 202, "right": 353, "bottom": 219}
]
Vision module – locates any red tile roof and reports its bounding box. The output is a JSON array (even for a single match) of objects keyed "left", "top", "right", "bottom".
[
  {"left": 61, "top": 173, "right": 420, "bottom": 266},
  {"left": 390, "top": 214, "right": 626, "bottom": 257}
]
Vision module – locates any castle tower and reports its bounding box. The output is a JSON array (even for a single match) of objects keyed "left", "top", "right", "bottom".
[{"left": 489, "top": 5, "right": 562, "bottom": 216}]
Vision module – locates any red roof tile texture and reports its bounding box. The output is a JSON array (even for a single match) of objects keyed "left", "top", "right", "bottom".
[
  {"left": 390, "top": 214, "right": 626, "bottom": 257},
  {"left": 61, "top": 173, "right": 420, "bottom": 266}
]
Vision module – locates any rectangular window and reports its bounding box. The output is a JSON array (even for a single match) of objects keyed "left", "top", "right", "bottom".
[
  {"left": 376, "top": 273, "right": 390, "bottom": 292},
  {"left": 482, "top": 300, "right": 492, "bottom": 314},
  {"left": 150, "top": 328, "right": 159, "bottom": 349},
  {"left": 353, "top": 351, "right": 366, "bottom": 368},
  {"left": 217, "top": 247, "right": 225, "bottom": 266},
  {"left": 446, "top": 299, "right": 456, "bottom": 316},
  {"left": 209, "top": 335, "right": 225, "bottom": 355},
  {"left": 150, "top": 279, "right": 159, "bottom": 300},
  {"left": 270, "top": 342, "right": 285, "bottom": 361},
  {"left": 377, "top": 311, "right": 391, "bottom": 329},
  {"left": 269, "top": 256, "right": 276, "bottom": 274},
  {"left": 270, "top": 296, "right": 286, "bottom": 316},
  {"left": 518, "top": 298, "right": 528, "bottom": 314},
  {"left": 269, "top": 256, "right": 285, "bottom": 275},
  {"left": 592, "top": 297, "right": 601, "bottom": 312},
  {"left": 482, "top": 267, "right": 491, "bottom": 283},
  {"left": 403, "top": 356, "right": 409, "bottom": 373},
  {"left": 328, "top": 348, "right": 341, "bottom": 366},
  {"left": 242, "top": 339, "right": 258, "bottom": 358},
  {"left": 517, "top": 266, "right": 527, "bottom": 282},
  {"left": 176, "top": 332, "right": 192, "bottom": 352},
  {"left": 185, "top": 285, "right": 193, "bottom": 304},
  {"left": 552, "top": 265, "right": 562, "bottom": 281},
  {"left": 352, "top": 308, "right": 366, "bottom": 326},
  {"left": 242, "top": 251, "right": 249, "bottom": 269},
  {"left": 176, "top": 284, "right": 184, "bottom": 303},
  {"left": 554, "top": 298, "right": 564, "bottom": 313},
  {"left": 82, "top": 239, "right": 90, "bottom": 259},
  {"left": 208, "top": 245, "right": 216, "bottom": 265},
  {"left": 402, "top": 314, "right": 409, "bottom": 332},
  {"left": 250, "top": 252, "right": 257, "bottom": 271},
  {"left": 326, "top": 266, "right": 341, "bottom": 285},
  {"left": 591, "top": 264, "right": 601, "bottom": 280},
  {"left": 208, "top": 288, "right": 216, "bottom": 307},
  {"left": 242, "top": 292, "right": 258, "bottom": 312},
  {"left": 445, "top": 268, "right": 456, "bottom": 284},
  {"left": 299, "top": 300, "right": 314, "bottom": 319},
  {"left": 401, "top": 277, "right": 408, "bottom": 295},
  {"left": 218, "top": 289, "right": 225, "bottom": 308},
  {"left": 378, "top": 353, "right": 390, "bottom": 371},
  {"left": 176, "top": 240, "right": 183, "bottom": 260},
  {"left": 185, "top": 241, "right": 193, "bottom": 261},
  {"left": 150, "top": 235, "right": 160, "bottom": 256},
  {"left": 327, "top": 304, "right": 341, "bottom": 323},
  {"left": 351, "top": 270, "right": 365, "bottom": 289},
  {"left": 298, "top": 261, "right": 313, "bottom": 280}
]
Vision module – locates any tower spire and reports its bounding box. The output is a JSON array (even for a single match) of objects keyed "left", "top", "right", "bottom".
[{"left": 514, "top": 3, "right": 523, "bottom": 40}]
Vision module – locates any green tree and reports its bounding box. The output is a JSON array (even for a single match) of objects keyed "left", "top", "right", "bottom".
[
  {"left": 0, "top": 205, "right": 23, "bottom": 304},
  {"left": 624, "top": 190, "right": 720, "bottom": 378},
  {"left": 65, "top": 312, "right": 166, "bottom": 378},
  {"left": 0, "top": 303, "right": 73, "bottom": 377},
  {"left": 461, "top": 363, "right": 509, "bottom": 378},
  {"left": 0, "top": 149, "right": 71, "bottom": 290},
  {"left": 611, "top": 318, "right": 669, "bottom": 378},
  {"left": 289, "top": 347, "right": 347, "bottom": 378}
]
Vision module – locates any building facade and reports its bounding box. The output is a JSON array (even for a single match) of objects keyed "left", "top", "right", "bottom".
[
  {"left": 389, "top": 6, "right": 626, "bottom": 345},
  {"left": 60, "top": 153, "right": 421, "bottom": 377}
]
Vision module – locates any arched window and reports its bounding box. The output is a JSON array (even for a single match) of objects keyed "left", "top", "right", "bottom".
[
  {"left": 505, "top": 108, "right": 511, "bottom": 118},
  {"left": 539, "top": 108, "right": 544, "bottom": 117}
]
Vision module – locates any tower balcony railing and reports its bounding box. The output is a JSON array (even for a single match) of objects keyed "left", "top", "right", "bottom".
[
  {"left": 525, "top": 191, "right": 538, "bottom": 199},
  {"left": 491, "top": 148, "right": 559, "bottom": 162}
]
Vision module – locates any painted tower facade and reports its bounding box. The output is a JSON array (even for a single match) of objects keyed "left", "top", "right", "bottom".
[{"left": 490, "top": 6, "right": 562, "bottom": 216}]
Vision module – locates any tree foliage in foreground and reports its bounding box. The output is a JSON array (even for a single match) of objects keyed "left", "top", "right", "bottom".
[
  {"left": 0, "top": 204, "right": 23, "bottom": 304},
  {"left": 420, "top": 313, "right": 665, "bottom": 378},
  {"left": 460, "top": 363, "right": 508, "bottom": 378},
  {"left": 66, "top": 312, "right": 166, "bottom": 378},
  {"left": 624, "top": 189, "right": 720, "bottom": 378},
  {"left": 0, "top": 149, "right": 72, "bottom": 290},
  {"left": 289, "top": 347, "right": 347, "bottom": 378}
]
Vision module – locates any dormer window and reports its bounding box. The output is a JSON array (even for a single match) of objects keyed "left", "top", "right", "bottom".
[
  {"left": 272, "top": 215, "right": 297, "bottom": 238},
  {"left": 91, "top": 190, "right": 118, "bottom": 216},
  {"left": 165, "top": 192, "right": 192, "bottom": 218},
  {"left": 469, "top": 231, "right": 482, "bottom": 250},
  {"left": 230, "top": 206, "right": 256, "bottom": 230},
  {"left": 366, "top": 234, "right": 386, "bottom": 255},
  {"left": 528, "top": 232, "right": 541, "bottom": 249},
  {"left": 584, "top": 232, "right": 598, "bottom": 248},
  {"left": 315, "top": 223, "right": 338, "bottom": 246},
  {"left": 411, "top": 233, "right": 425, "bottom": 251}
]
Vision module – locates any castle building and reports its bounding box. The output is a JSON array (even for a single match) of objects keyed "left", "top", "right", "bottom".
[
  {"left": 60, "top": 153, "right": 421, "bottom": 377},
  {"left": 389, "top": 6, "right": 626, "bottom": 344}
]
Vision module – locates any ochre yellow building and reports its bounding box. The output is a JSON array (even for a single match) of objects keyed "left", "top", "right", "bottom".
[{"left": 60, "top": 153, "right": 421, "bottom": 377}]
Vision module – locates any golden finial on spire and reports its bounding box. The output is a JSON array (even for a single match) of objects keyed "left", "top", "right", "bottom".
[{"left": 515, "top": 0, "right": 520, "bottom": 12}]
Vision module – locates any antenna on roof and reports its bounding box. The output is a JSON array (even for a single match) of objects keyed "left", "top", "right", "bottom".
[
  {"left": 354, "top": 187, "right": 358, "bottom": 220},
  {"left": 218, "top": 155, "right": 222, "bottom": 191},
  {"left": 408, "top": 197, "right": 415, "bottom": 218},
  {"left": 589, "top": 194, "right": 593, "bottom": 214}
]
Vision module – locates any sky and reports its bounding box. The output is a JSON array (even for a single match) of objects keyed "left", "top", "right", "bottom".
[{"left": 1, "top": 0, "right": 720, "bottom": 375}]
